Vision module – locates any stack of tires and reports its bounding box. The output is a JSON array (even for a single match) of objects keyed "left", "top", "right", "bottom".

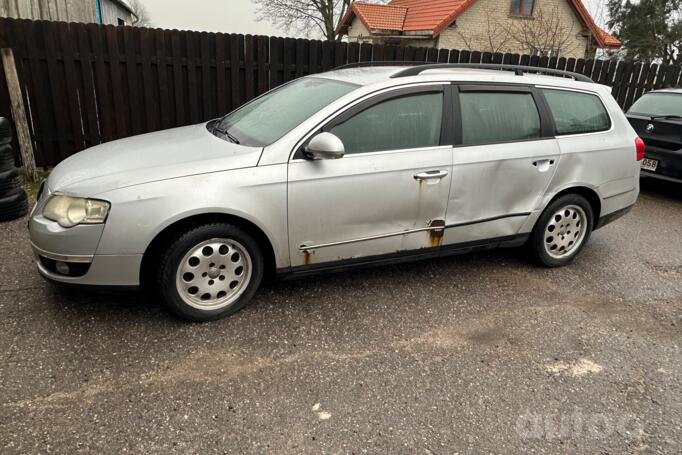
[{"left": 0, "top": 117, "right": 29, "bottom": 222}]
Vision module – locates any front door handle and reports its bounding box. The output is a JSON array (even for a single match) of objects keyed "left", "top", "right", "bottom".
[{"left": 414, "top": 170, "right": 449, "bottom": 181}]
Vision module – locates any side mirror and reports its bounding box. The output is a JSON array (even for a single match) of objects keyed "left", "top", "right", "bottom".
[{"left": 304, "top": 132, "right": 345, "bottom": 160}]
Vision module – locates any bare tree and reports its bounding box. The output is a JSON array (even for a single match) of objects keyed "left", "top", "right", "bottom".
[
  {"left": 254, "top": 0, "right": 386, "bottom": 41},
  {"left": 127, "top": 0, "right": 152, "bottom": 27},
  {"left": 501, "top": 4, "right": 582, "bottom": 57},
  {"left": 453, "top": 4, "right": 584, "bottom": 58},
  {"left": 453, "top": 7, "right": 513, "bottom": 53}
]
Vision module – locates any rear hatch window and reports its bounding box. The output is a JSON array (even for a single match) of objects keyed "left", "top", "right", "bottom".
[{"left": 628, "top": 93, "right": 682, "bottom": 151}]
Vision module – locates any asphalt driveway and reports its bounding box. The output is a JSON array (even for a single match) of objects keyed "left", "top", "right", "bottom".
[{"left": 1, "top": 179, "right": 681, "bottom": 454}]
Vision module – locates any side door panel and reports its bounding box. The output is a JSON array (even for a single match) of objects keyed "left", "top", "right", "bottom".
[
  {"left": 287, "top": 85, "right": 454, "bottom": 268},
  {"left": 288, "top": 147, "right": 452, "bottom": 267},
  {"left": 443, "top": 84, "right": 561, "bottom": 246},
  {"left": 444, "top": 140, "right": 561, "bottom": 245}
]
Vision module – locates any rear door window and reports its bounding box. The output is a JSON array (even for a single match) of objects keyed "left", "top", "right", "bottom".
[
  {"left": 542, "top": 89, "right": 611, "bottom": 135},
  {"left": 459, "top": 91, "right": 541, "bottom": 145}
]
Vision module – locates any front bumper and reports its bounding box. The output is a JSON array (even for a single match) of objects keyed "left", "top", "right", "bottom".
[
  {"left": 29, "top": 202, "right": 142, "bottom": 287},
  {"left": 32, "top": 246, "right": 143, "bottom": 287}
]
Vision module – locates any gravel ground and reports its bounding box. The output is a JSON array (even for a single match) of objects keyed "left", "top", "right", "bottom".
[{"left": 1, "top": 179, "right": 680, "bottom": 454}]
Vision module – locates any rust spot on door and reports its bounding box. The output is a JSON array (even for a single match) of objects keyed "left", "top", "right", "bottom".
[
  {"left": 303, "top": 249, "right": 313, "bottom": 265},
  {"left": 428, "top": 219, "right": 446, "bottom": 248}
]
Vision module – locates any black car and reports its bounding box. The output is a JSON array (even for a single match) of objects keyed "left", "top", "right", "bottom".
[{"left": 627, "top": 89, "right": 682, "bottom": 183}]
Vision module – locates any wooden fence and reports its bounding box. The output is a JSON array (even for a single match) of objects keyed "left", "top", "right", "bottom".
[{"left": 0, "top": 17, "right": 681, "bottom": 167}]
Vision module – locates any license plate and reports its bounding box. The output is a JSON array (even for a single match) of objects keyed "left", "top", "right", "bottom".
[{"left": 641, "top": 158, "right": 658, "bottom": 172}]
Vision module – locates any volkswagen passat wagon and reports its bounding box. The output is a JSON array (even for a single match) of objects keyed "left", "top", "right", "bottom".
[{"left": 29, "top": 64, "right": 641, "bottom": 321}]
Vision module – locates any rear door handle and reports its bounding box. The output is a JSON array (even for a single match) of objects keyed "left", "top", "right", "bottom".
[
  {"left": 533, "top": 159, "right": 556, "bottom": 172},
  {"left": 414, "top": 170, "right": 449, "bottom": 181}
]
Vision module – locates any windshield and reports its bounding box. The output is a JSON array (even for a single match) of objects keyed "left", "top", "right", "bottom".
[
  {"left": 628, "top": 93, "right": 682, "bottom": 117},
  {"left": 216, "top": 77, "right": 359, "bottom": 146}
]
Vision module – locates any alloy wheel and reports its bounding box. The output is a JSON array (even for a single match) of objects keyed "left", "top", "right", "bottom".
[
  {"left": 175, "top": 238, "right": 252, "bottom": 310},
  {"left": 543, "top": 205, "right": 588, "bottom": 259}
]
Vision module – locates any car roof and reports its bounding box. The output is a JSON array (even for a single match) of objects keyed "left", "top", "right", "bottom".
[
  {"left": 646, "top": 88, "right": 682, "bottom": 95},
  {"left": 315, "top": 65, "right": 604, "bottom": 92}
]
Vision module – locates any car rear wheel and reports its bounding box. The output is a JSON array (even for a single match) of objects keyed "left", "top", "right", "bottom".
[
  {"left": 530, "top": 194, "right": 594, "bottom": 267},
  {"left": 157, "top": 223, "right": 264, "bottom": 322}
]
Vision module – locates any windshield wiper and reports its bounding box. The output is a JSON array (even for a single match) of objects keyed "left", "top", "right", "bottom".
[
  {"left": 212, "top": 122, "right": 241, "bottom": 144},
  {"left": 224, "top": 131, "right": 241, "bottom": 144},
  {"left": 650, "top": 114, "right": 682, "bottom": 120}
]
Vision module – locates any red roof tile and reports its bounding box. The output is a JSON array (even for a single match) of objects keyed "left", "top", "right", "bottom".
[
  {"left": 338, "top": 0, "right": 621, "bottom": 49},
  {"left": 569, "top": 0, "right": 622, "bottom": 48},
  {"left": 389, "top": 0, "right": 477, "bottom": 35},
  {"left": 351, "top": 3, "right": 407, "bottom": 32}
]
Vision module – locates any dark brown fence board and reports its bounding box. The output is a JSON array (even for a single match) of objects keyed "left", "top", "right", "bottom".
[
  {"left": 256, "top": 35, "right": 268, "bottom": 93},
  {"left": 170, "top": 30, "right": 186, "bottom": 126},
  {"left": 57, "top": 24, "right": 85, "bottom": 151},
  {"left": 76, "top": 26, "right": 101, "bottom": 147},
  {"left": 155, "top": 29, "right": 172, "bottom": 131},
  {"left": 269, "top": 36, "right": 283, "bottom": 89},
  {"left": 186, "top": 32, "right": 201, "bottom": 123},
  {"left": 427, "top": 47, "right": 438, "bottom": 62},
  {"left": 199, "top": 32, "right": 213, "bottom": 120},
  {"left": 43, "top": 22, "right": 72, "bottom": 161},
  {"left": 0, "top": 18, "right": 679, "bottom": 167},
  {"left": 142, "top": 27, "right": 160, "bottom": 131},
  {"left": 121, "top": 26, "right": 141, "bottom": 135},
  {"left": 459, "top": 50, "right": 470, "bottom": 63}
]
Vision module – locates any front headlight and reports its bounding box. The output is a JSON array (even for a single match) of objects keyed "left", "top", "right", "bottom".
[{"left": 43, "top": 195, "right": 110, "bottom": 228}]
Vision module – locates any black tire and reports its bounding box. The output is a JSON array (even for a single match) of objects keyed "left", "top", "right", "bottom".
[
  {"left": 0, "top": 145, "right": 16, "bottom": 171},
  {"left": 157, "top": 223, "right": 264, "bottom": 322},
  {"left": 529, "top": 194, "right": 594, "bottom": 268},
  {"left": 0, "top": 189, "right": 29, "bottom": 222},
  {"left": 0, "top": 167, "right": 21, "bottom": 197}
]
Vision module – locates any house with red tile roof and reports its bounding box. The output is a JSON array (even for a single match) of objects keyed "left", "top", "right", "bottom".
[{"left": 337, "top": 0, "right": 621, "bottom": 59}]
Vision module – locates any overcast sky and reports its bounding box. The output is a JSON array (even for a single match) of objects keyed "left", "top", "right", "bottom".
[
  {"left": 139, "top": 0, "right": 607, "bottom": 36},
  {"left": 140, "top": 0, "right": 287, "bottom": 36}
]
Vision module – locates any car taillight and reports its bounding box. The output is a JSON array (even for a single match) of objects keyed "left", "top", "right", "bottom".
[{"left": 635, "top": 137, "right": 646, "bottom": 161}]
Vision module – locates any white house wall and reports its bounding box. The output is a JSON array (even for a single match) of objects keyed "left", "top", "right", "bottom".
[{"left": 99, "top": 0, "right": 133, "bottom": 25}]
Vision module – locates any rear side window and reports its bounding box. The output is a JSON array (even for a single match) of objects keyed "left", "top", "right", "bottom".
[
  {"left": 543, "top": 89, "right": 611, "bottom": 135},
  {"left": 330, "top": 93, "right": 443, "bottom": 155},
  {"left": 460, "top": 92, "right": 541, "bottom": 145}
]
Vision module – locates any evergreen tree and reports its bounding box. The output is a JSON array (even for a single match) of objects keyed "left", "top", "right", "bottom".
[{"left": 607, "top": 0, "right": 682, "bottom": 64}]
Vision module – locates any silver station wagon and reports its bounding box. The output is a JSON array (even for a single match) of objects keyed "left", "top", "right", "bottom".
[{"left": 29, "top": 64, "right": 642, "bottom": 321}]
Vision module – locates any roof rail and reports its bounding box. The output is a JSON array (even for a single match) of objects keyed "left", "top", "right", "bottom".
[
  {"left": 335, "top": 61, "right": 427, "bottom": 70},
  {"left": 333, "top": 61, "right": 593, "bottom": 83},
  {"left": 389, "top": 63, "right": 593, "bottom": 83}
]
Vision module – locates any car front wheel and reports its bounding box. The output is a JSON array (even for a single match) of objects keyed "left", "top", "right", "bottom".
[
  {"left": 530, "top": 194, "right": 594, "bottom": 267},
  {"left": 158, "top": 223, "right": 264, "bottom": 322}
]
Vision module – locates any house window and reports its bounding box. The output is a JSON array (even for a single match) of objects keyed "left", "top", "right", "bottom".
[
  {"left": 510, "top": 0, "right": 535, "bottom": 17},
  {"left": 118, "top": 18, "right": 126, "bottom": 26}
]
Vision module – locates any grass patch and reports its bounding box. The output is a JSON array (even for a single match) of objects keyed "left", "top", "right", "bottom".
[{"left": 19, "top": 168, "right": 50, "bottom": 203}]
